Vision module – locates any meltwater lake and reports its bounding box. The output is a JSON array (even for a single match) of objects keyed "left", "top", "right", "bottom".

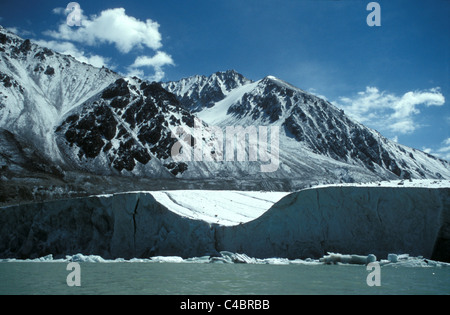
[{"left": 1, "top": 260, "right": 449, "bottom": 295}]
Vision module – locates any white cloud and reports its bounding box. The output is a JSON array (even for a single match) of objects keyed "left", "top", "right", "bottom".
[
  {"left": 444, "top": 138, "right": 450, "bottom": 146},
  {"left": 45, "top": 8, "right": 162, "bottom": 54},
  {"left": 6, "top": 26, "right": 19, "bottom": 34},
  {"left": 6, "top": 26, "right": 35, "bottom": 37},
  {"left": 421, "top": 138, "right": 450, "bottom": 161},
  {"left": 308, "top": 88, "right": 328, "bottom": 101},
  {"left": 33, "top": 39, "right": 110, "bottom": 68},
  {"left": 126, "top": 51, "right": 174, "bottom": 82},
  {"left": 43, "top": 7, "right": 172, "bottom": 81},
  {"left": 438, "top": 138, "right": 450, "bottom": 160},
  {"left": 52, "top": 7, "right": 66, "bottom": 15},
  {"left": 130, "top": 51, "right": 174, "bottom": 68},
  {"left": 334, "top": 86, "right": 445, "bottom": 135}
]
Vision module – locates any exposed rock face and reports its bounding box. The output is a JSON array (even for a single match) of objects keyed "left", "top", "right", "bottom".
[
  {"left": 1, "top": 186, "right": 448, "bottom": 262},
  {"left": 56, "top": 78, "right": 194, "bottom": 176},
  {"left": 1, "top": 26, "right": 450, "bottom": 200}
]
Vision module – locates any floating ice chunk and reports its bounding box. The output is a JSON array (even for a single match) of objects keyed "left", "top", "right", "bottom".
[
  {"left": 263, "top": 258, "right": 291, "bottom": 265},
  {"left": 367, "top": 254, "right": 377, "bottom": 264},
  {"left": 388, "top": 254, "right": 398, "bottom": 263},
  {"left": 150, "top": 256, "right": 185, "bottom": 263},
  {"left": 320, "top": 253, "right": 376, "bottom": 265},
  {"left": 185, "top": 256, "right": 211, "bottom": 264},
  {"left": 233, "top": 253, "right": 258, "bottom": 264},
  {"left": 68, "top": 254, "right": 106, "bottom": 263},
  {"left": 31, "top": 254, "right": 54, "bottom": 262},
  {"left": 129, "top": 258, "right": 151, "bottom": 263},
  {"left": 289, "top": 258, "right": 322, "bottom": 265},
  {"left": 210, "top": 257, "right": 233, "bottom": 264}
]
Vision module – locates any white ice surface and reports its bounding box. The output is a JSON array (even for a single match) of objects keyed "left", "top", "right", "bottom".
[
  {"left": 313, "top": 179, "right": 450, "bottom": 189},
  {"left": 149, "top": 190, "right": 290, "bottom": 226}
]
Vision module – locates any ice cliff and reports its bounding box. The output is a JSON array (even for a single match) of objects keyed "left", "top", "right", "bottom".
[
  {"left": 0, "top": 183, "right": 449, "bottom": 262},
  {"left": 217, "top": 185, "right": 450, "bottom": 262}
]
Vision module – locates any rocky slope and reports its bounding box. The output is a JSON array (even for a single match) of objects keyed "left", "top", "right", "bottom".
[
  {"left": 1, "top": 26, "right": 450, "bottom": 203},
  {"left": 165, "top": 73, "right": 450, "bottom": 182},
  {"left": 55, "top": 77, "right": 197, "bottom": 177},
  {"left": 0, "top": 26, "right": 120, "bottom": 161}
]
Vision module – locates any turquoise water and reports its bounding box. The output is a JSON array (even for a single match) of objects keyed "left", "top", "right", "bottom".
[{"left": 0, "top": 262, "right": 449, "bottom": 295}]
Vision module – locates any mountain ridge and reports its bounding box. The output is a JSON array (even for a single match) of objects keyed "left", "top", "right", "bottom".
[
  {"left": 165, "top": 71, "right": 450, "bottom": 181},
  {"left": 1, "top": 27, "right": 450, "bottom": 206}
]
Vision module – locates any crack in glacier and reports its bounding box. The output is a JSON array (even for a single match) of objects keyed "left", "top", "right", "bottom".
[
  {"left": 375, "top": 197, "right": 382, "bottom": 224},
  {"left": 132, "top": 196, "right": 140, "bottom": 255}
]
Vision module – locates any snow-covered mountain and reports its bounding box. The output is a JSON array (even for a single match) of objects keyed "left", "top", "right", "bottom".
[
  {"left": 162, "top": 70, "right": 252, "bottom": 112},
  {"left": 0, "top": 26, "right": 120, "bottom": 162},
  {"left": 55, "top": 77, "right": 202, "bottom": 177},
  {"left": 1, "top": 26, "right": 450, "bottom": 205},
  {"left": 165, "top": 71, "right": 450, "bottom": 182}
]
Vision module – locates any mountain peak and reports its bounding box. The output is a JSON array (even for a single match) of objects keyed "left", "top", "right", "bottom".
[
  {"left": 214, "top": 69, "right": 240, "bottom": 76},
  {"left": 259, "top": 75, "right": 309, "bottom": 95},
  {"left": 166, "top": 70, "right": 450, "bottom": 181},
  {"left": 2, "top": 29, "right": 450, "bottom": 201},
  {"left": 162, "top": 70, "right": 252, "bottom": 112}
]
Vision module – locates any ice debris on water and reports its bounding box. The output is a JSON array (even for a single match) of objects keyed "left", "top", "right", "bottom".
[
  {"left": 1, "top": 252, "right": 450, "bottom": 268},
  {"left": 320, "top": 253, "right": 374, "bottom": 265},
  {"left": 388, "top": 254, "right": 398, "bottom": 263}
]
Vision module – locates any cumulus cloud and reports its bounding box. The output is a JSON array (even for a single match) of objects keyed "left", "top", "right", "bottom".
[
  {"left": 44, "top": 7, "right": 172, "bottom": 81},
  {"left": 130, "top": 52, "right": 174, "bottom": 68},
  {"left": 126, "top": 51, "right": 174, "bottom": 82},
  {"left": 334, "top": 86, "right": 445, "bottom": 134},
  {"left": 33, "top": 39, "right": 110, "bottom": 68},
  {"left": 45, "top": 8, "right": 162, "bottom": 53}
]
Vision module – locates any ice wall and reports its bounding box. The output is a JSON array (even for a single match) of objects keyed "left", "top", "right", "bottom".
[
  {"left": 217, "top": 186, "right": 450, "bottom": 262},
  {"left": 0, "top": 193, "right": 217, "bottom": 259},
  {"left": 0, "top": 186, "right": 449, "bottom": 262}
]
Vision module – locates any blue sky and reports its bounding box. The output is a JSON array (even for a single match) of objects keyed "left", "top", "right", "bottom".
[{"left": 0, "top": 0, "right": 449, "bottom": 159}]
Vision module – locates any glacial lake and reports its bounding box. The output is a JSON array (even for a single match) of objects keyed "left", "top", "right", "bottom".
[{"left": 0, "top": 261, "right": 449, "bottom": 295}]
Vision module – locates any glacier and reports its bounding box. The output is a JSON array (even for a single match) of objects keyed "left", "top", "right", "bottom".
[{"left": 0, "top": 180, "right": 448, "bottom": 263}]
